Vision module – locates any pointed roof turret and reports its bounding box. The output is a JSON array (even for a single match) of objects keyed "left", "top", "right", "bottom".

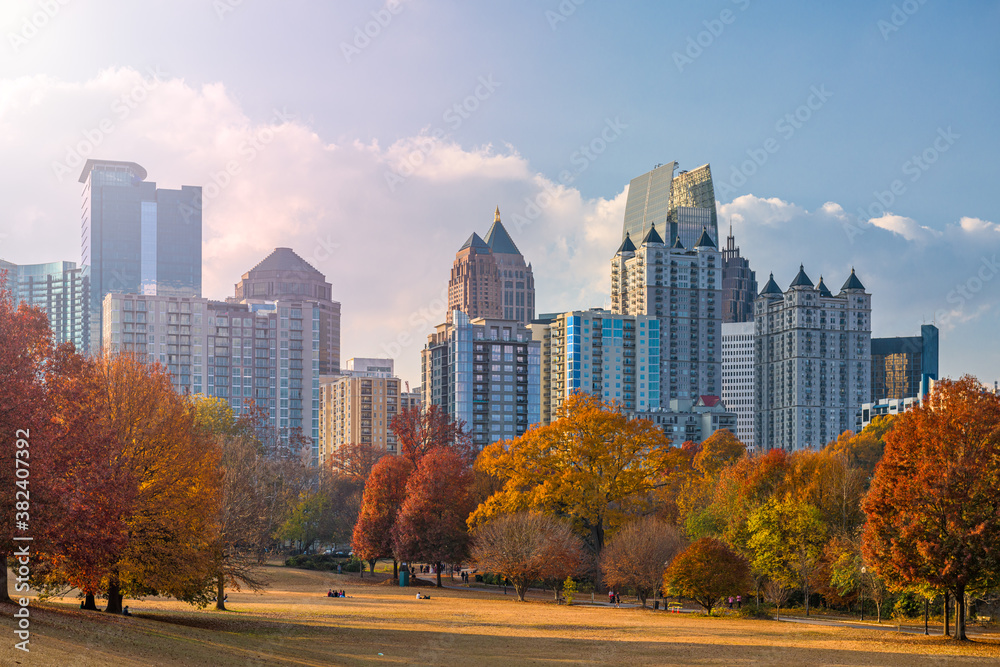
[
  {"left": 483, "top": 208, "right": 521, "bottom": 255},
  {"left": 789, "top": 264, "right": 814, "bottom": 288},
  {"left": 760, "top": 273, "right": 782, "bottom": 296},
  {"left": 840, "top": 267, "right": 866, "bottom": 291},
  {"left": 641, "top": 224, "right": 664, "bottom": 245},
  {"left": 617, "top": 232, "right": 636, "bottom": 254},
  {"left": 694, "top": 226, "right": 716, "bottom": 248},
  {"left": 459, "top": 232, "right": 490, "bottom": 252},
  {"left": 816, "top": 276, "right": 833, "bottom": 297},
  {"left": 671, "top": 236, "right": 685, "bottom": 250}
]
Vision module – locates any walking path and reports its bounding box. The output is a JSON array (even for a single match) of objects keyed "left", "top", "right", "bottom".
[{"left": 779, "top": 614, "right": 990, "bottom": 638}]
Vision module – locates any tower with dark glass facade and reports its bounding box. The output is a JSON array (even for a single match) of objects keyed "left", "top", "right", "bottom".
[
  {"left": 871, "top": 325, "right": 938, "bottom": 401},
  {"left": 721, "top": 225, "right": 757, "bottom": 323},
  {"left": 79, "top": 159, "right": 202, "bottom": 348}
]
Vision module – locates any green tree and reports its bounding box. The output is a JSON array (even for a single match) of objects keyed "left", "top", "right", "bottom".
[{"left": 748, "top": 499, "right": 826, "bottom": 616}]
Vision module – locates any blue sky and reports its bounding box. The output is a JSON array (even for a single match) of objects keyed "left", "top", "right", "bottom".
[{"left": 1, "top": 0, "right": 998, "bottom": 385}]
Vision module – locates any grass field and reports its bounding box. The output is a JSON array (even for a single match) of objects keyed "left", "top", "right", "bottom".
[{"left": 3, "top": 564, "right": 1000, "bottom": 666}]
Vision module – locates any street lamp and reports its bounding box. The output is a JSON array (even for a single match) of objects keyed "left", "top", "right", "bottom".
[{"left": 860, "top": 567, "right": 866, "bottom": 622}]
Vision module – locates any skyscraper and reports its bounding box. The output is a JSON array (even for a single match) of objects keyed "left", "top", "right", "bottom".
[
  {"left": 754, "top": 267, "right": 872, "bottom": 451},
  {"left": 621, "top": 162, "right": 719, "bottom": 249},
  {"left": 721, "top": 225, "right": 757, "bottom": 323},
  {"left": 0, "top": 259, "right": 90, "bottom": 351},
  {"left": 611, "top": 223, "right": 722, "bottom": 403},
  {"left": 80, "top": 159, "right": 202, "bottom": 348},
  {"left": 231, "top": 248, "right": 341, "bottom": 375},
  {"left": 447, "top": 207, "right": 535, "bottom": 326},
  {"left": 871, "top": 324, "right": 938, "bottom": 401}
]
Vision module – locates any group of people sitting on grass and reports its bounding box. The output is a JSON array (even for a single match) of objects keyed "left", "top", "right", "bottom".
[
  {"left": 327, "top": 589, "right": 346, "bottom": 598},
  {"left": 415, "top": 593, "right": 431, "bottom": 600}
]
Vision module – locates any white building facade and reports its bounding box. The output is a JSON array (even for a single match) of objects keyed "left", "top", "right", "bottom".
[{"left": 721, "top": 321, "right": 755, "bottom": 448}]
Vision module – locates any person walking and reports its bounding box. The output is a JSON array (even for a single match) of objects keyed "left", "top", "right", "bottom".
[
  {"left": 609, "top": 590, "right": 615, "bottom": 605},
  {"left": 728, "top": 596, "right": 734, "bottom": 610},
  {"left": 615, "top": 592, "right": 621, "bottom": 608},
  {"left": 737, "top": 595, "right": 742, "bottom": 609}
]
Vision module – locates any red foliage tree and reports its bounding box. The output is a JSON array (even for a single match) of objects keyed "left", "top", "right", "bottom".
[
  {"left": 663, "top": 538, "right": 751, "bottom": 615},
  {"left": 862, "top": 376, "right": 1000, "bottom": 640},
  {"left": 329, "top": 441, "right": 387, "bottom": 483},
  {"left": 352, "top": 455, "right": 415, "bottom": 577},
  {"left": 392, "top": 448, "right": 475, "bottom": 587},
  {"left": 390, "top": 405, "right": 474, "bottom": 465}
]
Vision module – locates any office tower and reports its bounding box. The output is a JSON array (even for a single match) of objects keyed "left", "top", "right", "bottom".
[
  {"left": 871, "top": 324, "right": 939, "bottom": 401},
  {"left": 632, "top": 396, "right": 737, "bottom": 446},
  {"left": 341, "top": 357, "right": 395, "bottom": 378},
  {"left": 754, "top": 267, "right": 872, "bottom": 451},
  {"left": 720, "top": 226, "right": 757, "bottom": 323},
  {"left": 621, "top": 162, "right": 718, "bottom": 249},
  {"left": 232, "top": 248, "right": 341, "bottom": 375},
  {"left": 103, "top": 292, "right": 323, "bottom": 464},
  {"left": 612, "top": 224, "right": 722, "bottom": 403},
  {"left": 421, "top": 311, "right": 540, "bottom": 450},
  {"left": 721, "top": 321, "right": 755, "bottom": 448},
  {"left": 80, "top": 159, "right": 202, "bottom": 348},
  {"left": 529, "top": 309, "right": 660, "bottom": 425},
  {"left": 447, "top": 207, "right": 535, "bottom": 326},
  {"left": 319, "top": 374, "right": 404, "bottom": 464},
  {"left": 0, "top": 259, "right": 90, "bottom": 351}
]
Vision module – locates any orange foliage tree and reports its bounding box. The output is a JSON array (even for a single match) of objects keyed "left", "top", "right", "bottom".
[
  {"left": 601, "top": 516, "right": 686, "bottom": 606},
  {"left": 352, "top": 454, "right": 415, "bottom": 577},
  {"left": 663, "top": 538, "right": 751, "bottom": 615},
  {"left": 862, "top": 376, "right": 1000, "bottom": 640}
]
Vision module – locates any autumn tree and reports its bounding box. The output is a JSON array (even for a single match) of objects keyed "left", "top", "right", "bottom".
[
  {"left": 391, "top": 404, "right": 474, "bottom": 465},
  {"left": 471, "top": 393, "right": 675, "bottom": 556},
  {"left": 747, "top": 499, "right": 827, "bottom": 616},
  {"left": 862, "top": 376, "right": 1000, "bottom": 640},
  {"left": 601, "top": 517, "right": 685, "bottom": 607},
  {"left": 663, "top": 538, "right": 750, "bottom": 615},
  {"left": 470, "top": 511, "right": 585, "bottom": 601},
  {"left": 328, "top": 441, "right": 387, "bottom": 483},
  {"left": 393, "top": 448, "right": 475, "bottom": 587},
  {"left": 352, "top": 455, "right": 415, "bottom": 577}
]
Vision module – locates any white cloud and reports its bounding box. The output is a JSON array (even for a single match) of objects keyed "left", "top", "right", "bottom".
[{"left": 868, "top": 213, "right": 941, "bottom": 242}]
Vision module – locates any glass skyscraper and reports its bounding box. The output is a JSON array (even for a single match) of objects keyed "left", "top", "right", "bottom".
[
  {"left": 0, "top": 259, "right": 90, "bottom": 351},
  {"left": 80, "top": 159, "right": 202, "bottom": 348},
  {"left": 621, "top": 162, "right": 718, "bottom": 249}
]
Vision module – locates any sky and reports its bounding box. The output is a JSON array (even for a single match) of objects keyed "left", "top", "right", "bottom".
[{"left": 0, "top": 0, "right": 998, "bottom": 387}]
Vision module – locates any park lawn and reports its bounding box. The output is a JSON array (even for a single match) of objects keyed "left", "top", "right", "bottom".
[{"left": 3, "top": 565, "right": 1000, "bottom": 666}]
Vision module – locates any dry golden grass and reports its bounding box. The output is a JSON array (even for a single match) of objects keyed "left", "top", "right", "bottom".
[{"left": 3, "top": 564, "right": 1000, "bottom": 666}]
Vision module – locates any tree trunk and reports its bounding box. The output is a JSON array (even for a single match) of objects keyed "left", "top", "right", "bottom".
[
  {"left": 368, "top": 559, "right": 377, "bottom": 578},
  {"left": 924, "top": 599, "right": 929, "bottom": 635},
  {"left": 514, "top": 582, "right": 527, "bottom": 601},
  {"left": 215, "top": 574, "right": 226, "bottom": 611},
  {"left": 0, "top": 556, "right": 10, "bottom": 603},
  {"left": 393, "top": 560, "right": 398, "bottom": 579},
  {"left": 804, "top": 582, "right": 810, "bottom": 617},
  {"left": 83, "top": 592, "right": 98, "bottom": 611},
  {"left": 876, "top": 600, "right": 882, "bottom": 623},
  {"left": 944, "top": 591, "right": 950, "bottom": 637},
  {"left": 105, "top": 578, "right": 123, "bottom": 614},
  {"left": 435, "top": 562, "right": 442, "bottom": 588},
  {"left": 955, "top": 585, "right": 967, "bottom": 640}
]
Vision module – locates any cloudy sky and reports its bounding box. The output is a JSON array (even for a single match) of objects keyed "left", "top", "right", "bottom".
[{"left": 1, "top": 0, "right": 998, "bottom": 386}]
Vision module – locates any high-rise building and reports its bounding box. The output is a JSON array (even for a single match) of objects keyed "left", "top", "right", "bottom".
[
  {"left": 621, "top": 162, "right": 718, "bottom": 249},
  {"left": 721, "top": 321, "right": 755, "bottom": 448},
  {"left": 319, "top": 374, "right": 404, "bottom": 464},
  {"left": 231, "top": 248, "right": 341, "bottom": 375},
  {"left": 80, "top": 159, "right": 202, "bottom": 348},
  {"left": 447, "top": 207, "right": 535, "bottom": 326},
  {"left": 754, "top": 267, "right": 872, "bottom": 451},
  {"left": 720, "top": 226, "right": 757, "bottom": 324},
  {"left": 102, "top": 292, "right": 323, "bottom": 464},
  {"left": 871, "top": 324, "right": 938, "bottom": 401},
  {"left": 632, "top": 396, "right": 737, "bottom": 446},
  {"left": 529, "top": 309, "right": 660, "bottom": 425},
  {"left": 421, "top": 311, "right": 540, "bottom": 450},
  {"left": 612, "top": 223, "right": 722, "bottom": 403},
  {"left": 0, "top": 259, "right": 90, "bottom": 351}
]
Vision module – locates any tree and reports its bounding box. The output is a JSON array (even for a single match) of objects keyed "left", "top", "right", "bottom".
[
  {"left": 601, "top": 517, "right": 685, "bottom": 607},
  {"left": 470, "top": 511, "right": 585, "bottom": 601},
  {"left": 391, "top": 404, "right": 474, "bottom": 465},
  {"left": 471, "top": 393, "right": 675, "bottom": 557},
  {"left": 692, "top": 429, "right": 746, "bottom": 477},
  {"left": 764, "top": 580, "right": 792, "bottom": 619},
  {"left": 862, "top": 376, "right": 1000, "bottom": 640},
  {"left": 352, "top": 455, "right": 415, "bottom": 577},
  {"left": 393, "top": 448, "right": 475, "bottom": 587},
  {"left": 328, "top": 441, "right": 387, "bottom": 483},
  {"left": 663, "top": 538, "right": 750, "bottom": 615},
  {"left": 747, "top": 499, "right": 827, "bottom": 616}
]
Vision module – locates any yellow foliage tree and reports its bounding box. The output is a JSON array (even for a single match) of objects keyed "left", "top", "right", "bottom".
[{"left": 470, "top": 393, "right": 674, "bottom": 552}]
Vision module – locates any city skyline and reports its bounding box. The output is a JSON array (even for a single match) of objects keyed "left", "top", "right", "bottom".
[{"left": 0, "top": 2, "right": 998, "bottom": 388}]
